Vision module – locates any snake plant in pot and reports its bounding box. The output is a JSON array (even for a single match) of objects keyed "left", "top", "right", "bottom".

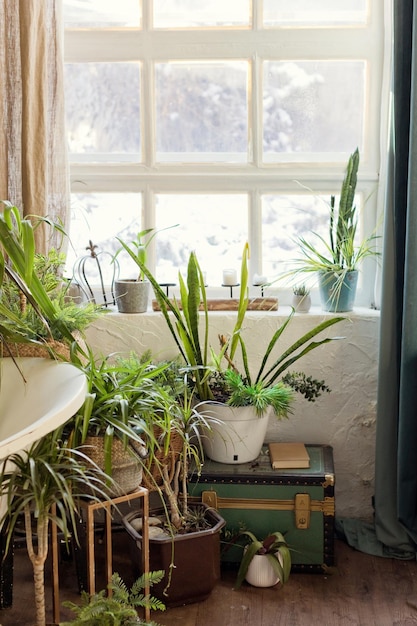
[
  {"left": 127, "top": 242, "right": 345, "bottom": 464},
  {"left": 289, "top": 148, "right": 380, "bottom": 312}
]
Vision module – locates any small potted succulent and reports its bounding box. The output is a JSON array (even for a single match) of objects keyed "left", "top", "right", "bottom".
[
  {"left": 291, "top": 284, "right": 311, "bottom": 313},
  {"left": 235, "top": 530, "right": 291, "bottom": 589}
]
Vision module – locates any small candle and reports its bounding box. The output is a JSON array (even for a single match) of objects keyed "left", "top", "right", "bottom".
[
  {"left": 253, "top": 273, "right": 267, "bottom": 286},
  {"left": 223, "top": 269, "right": 237, "bottom": 285}
]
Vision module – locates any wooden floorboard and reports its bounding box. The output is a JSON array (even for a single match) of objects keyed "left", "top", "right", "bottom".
[{"left": 1, "top": 537, "right": 417, "bottom": 625}]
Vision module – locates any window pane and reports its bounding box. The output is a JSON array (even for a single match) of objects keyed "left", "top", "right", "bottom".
[
  {"left": 155, "top": 194, "right": 248, "bottom": 284},
  {"left": 262, "top": 194, "right": 330, "bottom": 281},
  {"left": 155, "top": 62, "right": 248, "bottom": 163},
  {"left": 66, "top": 193, "right": 142, "bottom": 284},
  {"left": 153, "top": 0, "right": 250, "bottom": 28},
  {"left": 65, "top": 63, "right": 141, "bottom": 160},
  {"left": 264, "top": 0, "right": 368, "bottom": 26},
  {"left": 63, "top": 0, "right": 141, "bottom": 27},
  {"left": 263, "top": 61, "right": 365, "bottom": 161}
]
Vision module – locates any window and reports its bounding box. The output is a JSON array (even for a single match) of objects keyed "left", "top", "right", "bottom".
[{"left": 63, "top": 0, "right": 387, "bottom": 306}]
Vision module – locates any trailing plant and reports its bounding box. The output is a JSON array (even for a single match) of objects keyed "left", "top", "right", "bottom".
[
  {"left": 61, "top": 571, "right": 166, "bottom": 626},
  {"left": 235, "top": 530, "right": 292, "bottom": 590}
]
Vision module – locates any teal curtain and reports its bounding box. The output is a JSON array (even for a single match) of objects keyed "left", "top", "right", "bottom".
[
  {"left": 337, "top": 0, "right": 417, "bottom": 558},
  {"left": 375, "top": 0, "right": 417, "bottom": 555}
]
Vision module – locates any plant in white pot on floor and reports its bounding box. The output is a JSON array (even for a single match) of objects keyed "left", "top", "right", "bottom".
[
  {"left": 234, "top": 530, "right": 291, "bottom": 589},
  {"left": 130, "top": 242, "right": 345, "bottom": 464}
]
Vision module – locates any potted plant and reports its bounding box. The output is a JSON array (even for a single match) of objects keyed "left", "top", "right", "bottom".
[
  {"left": 60, "top": 571, "right": 166, "bottom": 625},
  {"left": 234, "top": 530, "right": 291, "bottom": 589},
  {"left": 122, "top": 377, "right": 226, "bottom": 607},
  {"left": 0, "top": 202, "right": 104, "bottom": 360},
  {"left": 291, "top": 284, "right": 311, "bottom": 313},
  {"left": 134, "top": 243, "right": 345, "bottom": 463},
  {"left": 69, "top": 350, "right": 178, "bottom": 496},
  {"left": 290, "top": 148, "right": 380, "bottom": 312},
  {"left": 0, "top": 425, "right": 113, "bottom": 626},
  {"left": 114, "top": 225, "right": 177, "bottom": 313}
]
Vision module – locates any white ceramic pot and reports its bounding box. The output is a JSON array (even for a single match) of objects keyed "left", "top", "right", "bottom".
[
  {"left": 245, "top": 553, "right": 282, "bottom": 587},
  {"left": 199, "top": 403, "right": 272, "bottom": 464},
  {"left": 291, "top": 293, "right": 311, "bottom": 313}
]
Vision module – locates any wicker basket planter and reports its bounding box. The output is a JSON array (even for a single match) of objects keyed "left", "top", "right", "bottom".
[{"left": 83, "top": 435, "right": 145, "bottom": 497}]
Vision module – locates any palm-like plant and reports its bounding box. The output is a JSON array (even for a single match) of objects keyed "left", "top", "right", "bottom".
[{"left": 0, "top": 426, "right": 113, "bottom": 626}]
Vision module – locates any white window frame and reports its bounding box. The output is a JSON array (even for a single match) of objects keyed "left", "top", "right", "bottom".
[{"left": 64, "top": 0, "right": 390, "bottom": 307}]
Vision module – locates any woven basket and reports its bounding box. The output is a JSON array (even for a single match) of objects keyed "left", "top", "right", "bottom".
[
  {"left": 2, "top": 339, "right": 71, "bottom": 361},
  {"left": 83, "top": 435, "right": 144, "bottom": 497},
  {"left": 142, "top": 427, "right": 183, "bottom": 492}
]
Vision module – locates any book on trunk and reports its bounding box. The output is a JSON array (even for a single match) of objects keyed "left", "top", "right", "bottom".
[{"left": 268, "top": 442, "right": 310, "bottom": 469}]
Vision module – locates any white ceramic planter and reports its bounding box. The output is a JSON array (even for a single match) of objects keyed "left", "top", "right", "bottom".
[
  {"left": 200, "top": 403, "right": 272, "bottom": 464},
  {"left": 245, "top": 553, "right": 282, "bottom": 587},
  {"left": 291, "top": 294, "right": 311, "bottom": 313}
]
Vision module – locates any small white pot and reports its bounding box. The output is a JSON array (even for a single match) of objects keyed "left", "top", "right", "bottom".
[
  {"left": 291, "top": 293, "right": 311, "bottom": 313},
  {"left": 245, "top": 553, "right": 282, "bottom": 587}
]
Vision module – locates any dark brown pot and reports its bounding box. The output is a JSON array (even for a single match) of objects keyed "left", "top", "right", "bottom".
[{"left": 122, "top": 504, "right": 226, "bottom": 606}]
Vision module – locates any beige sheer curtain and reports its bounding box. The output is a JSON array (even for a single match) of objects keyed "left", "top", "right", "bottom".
[{"left": 0, "top": 0, "right": 69, "bottom": 253}]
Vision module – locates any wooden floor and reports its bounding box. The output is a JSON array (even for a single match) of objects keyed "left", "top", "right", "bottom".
[{"left": 1, "top": 536, "right": 417, "bottom": 626}]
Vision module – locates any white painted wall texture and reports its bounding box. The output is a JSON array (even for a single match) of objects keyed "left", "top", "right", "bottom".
[{"left": 85, "top": 307, "right": 380, "bottom": 521}]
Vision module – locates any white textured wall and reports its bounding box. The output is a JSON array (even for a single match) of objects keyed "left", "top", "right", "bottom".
[{"left": 85, "top": 307, "right": 380, "bottom": 520}]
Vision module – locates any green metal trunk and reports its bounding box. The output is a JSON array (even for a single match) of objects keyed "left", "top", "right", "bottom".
[{"left": 188, "top": 445, "right": 335, "bottom": 573}]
